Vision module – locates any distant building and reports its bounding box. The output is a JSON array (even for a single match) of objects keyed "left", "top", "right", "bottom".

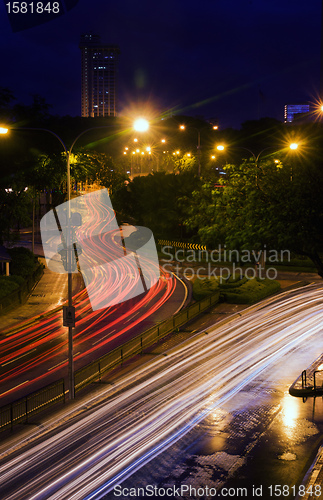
[
  {"left": 284, "top": 103, "right": 310, "bottom": 123},
  {"left": 79, "top": 34, "right": 120, "bottom": 118}
]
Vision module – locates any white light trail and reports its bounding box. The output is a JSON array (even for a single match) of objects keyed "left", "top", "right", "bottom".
[{"left": 0, "top": 284, "right": 322, "bottom": 500}]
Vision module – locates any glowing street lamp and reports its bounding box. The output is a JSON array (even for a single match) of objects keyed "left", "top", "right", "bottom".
[
  {"left": 0, "top": 127, "right": 8, "bottom": 134},
  {"left": 289, "top": 143, "right": 298, "bottom": 150},
  {"left": 133, "top": 118, "right": 149, "bottom": 132}
]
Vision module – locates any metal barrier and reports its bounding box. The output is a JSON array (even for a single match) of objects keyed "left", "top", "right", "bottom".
[
  {"left": 0, "top": 379, "right": 65, "bottom": 431},
  {"left": 314, "top": 370, "right": 323, "bottom": 392},
  {"left": 300, "top": 368, "right": 323, "bottom": 395},
  {"left": 0, "top": 290, "right": 219, "bottom": 430},
  {"left": 301, "top": 370, "right": 307, "bottom": 388}
]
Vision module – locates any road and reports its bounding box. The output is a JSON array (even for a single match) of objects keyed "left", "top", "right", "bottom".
[
  {"left": 0, "top": 192, "right": 186, "bottom": 406},
  {"left": 0, "top": 283, "right": 322, "bottom": 499}
]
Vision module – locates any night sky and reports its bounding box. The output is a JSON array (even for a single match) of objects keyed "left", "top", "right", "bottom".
[{"left": 0, "top": 0, "right": 321, "bottom": 128}]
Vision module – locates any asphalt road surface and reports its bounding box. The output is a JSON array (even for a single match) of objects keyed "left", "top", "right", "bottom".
[{"left": 0, "top": 283, "right": 322, "bottom": 499}]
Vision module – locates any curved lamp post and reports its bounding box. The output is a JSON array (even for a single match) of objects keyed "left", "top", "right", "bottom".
[
  {"left": 216, "top": 144, "right": 278, "bottom": 186},
  {"left": 216, "top": 144, "right": 277, "bottom": 164},
  {"left": 216, "top": 143, "right": 299, "bottom": 184}
]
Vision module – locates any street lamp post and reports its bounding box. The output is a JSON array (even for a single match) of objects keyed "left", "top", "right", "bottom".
[
  {"left": 2, "top": 120, "right": 147, "bottom": 399},
  {"left": 216, "top": 145, "right": 281, "bottom": 186},
  {"left": 27, "top": 127, "right": 94, "bottom": 400},
  {"left": 289, "top": 143, "right": 298, "bottom": 181},
  {"left": 216, "top": 145, "right": 276, "bottom": 164},
  {"left": 215, "top": 142, "right": 300, "bottom": 274},
  {"left": 1, "top": 124, "right": 121, "bottom": 400},
  {"left": 1, "top": 126, "right": 76, "bottom": 398}
]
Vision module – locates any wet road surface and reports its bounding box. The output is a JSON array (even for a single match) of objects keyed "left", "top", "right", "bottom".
[{"left": 1, "top": 283, "right": 323, "bottom": 500}]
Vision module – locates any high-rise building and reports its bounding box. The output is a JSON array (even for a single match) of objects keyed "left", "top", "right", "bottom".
[
  {"left": 79, "top": 34, "right": 120, "bottom": 118},
  {"left": 284, "top": 103, "right": 310, "bottom": 123}
]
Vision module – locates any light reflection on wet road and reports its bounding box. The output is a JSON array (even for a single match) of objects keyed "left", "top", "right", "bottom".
[{"left": 0, "top": 283, "right": 323, "bottom": 500}]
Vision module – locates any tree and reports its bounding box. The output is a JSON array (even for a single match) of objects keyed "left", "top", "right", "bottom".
[
  {"left": 183, "top": 154, "right": 323, "bottom": 277},
  {"left": 0, "top": 185, "right": 32, "bottom": 245},
  {"left": 12, "top": 93, "right": 51, "bottom": 124},
  {"left": 79, "top": 150, "right": 127, "bottom": 193},
  {"left": 111, "top": 171, "right": 198, "bottom": 239},
  {"left": 0, "top": 87, "right": 16, "bottom": 123}
]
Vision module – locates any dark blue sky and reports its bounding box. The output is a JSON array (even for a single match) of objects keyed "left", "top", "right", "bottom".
[{"left": 0, "top": 0, "right": 321, "bottom": 128}]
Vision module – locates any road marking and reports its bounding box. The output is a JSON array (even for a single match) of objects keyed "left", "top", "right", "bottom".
[
  {"left": 47, "top": 360, "right": 65, "bottom": 371},
  {"left": 1, "top": 380, "right": 30, "bottom": 397},
  {"left": 92, "top": 330, "right": 116, "bottom": 345}
]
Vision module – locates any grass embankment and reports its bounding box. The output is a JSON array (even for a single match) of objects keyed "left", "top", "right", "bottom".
[{"left": 193, "top": 275, "right": 281, "bottom": 304}]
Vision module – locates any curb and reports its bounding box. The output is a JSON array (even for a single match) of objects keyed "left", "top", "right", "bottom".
[{"left": 295, "top": 444, "right": 323, "bottom": 500}]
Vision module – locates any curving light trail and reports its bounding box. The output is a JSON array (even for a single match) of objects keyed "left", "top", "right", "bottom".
[
  {"left": 0, "top": 283, "right": 322, "bottom": 499},
  {"left": 0, "top": 194, "right": 180, "bottom": 403}
]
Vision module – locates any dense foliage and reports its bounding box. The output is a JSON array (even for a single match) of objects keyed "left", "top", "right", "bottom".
[
  {"left": 183, "top": 152, "right": 323, "bottom": 276},
  {"left": 112, "top": 171, "right": 198, "bottom": 240}
]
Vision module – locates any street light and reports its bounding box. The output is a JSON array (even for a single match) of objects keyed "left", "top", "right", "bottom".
[
  {"left": 2, "top": 124, "right": 120, "bottom": 400},
  {"left": 215, "top": 144, "right": 289, "bottom": 187},
  {"left": 216, "top": 144, "right": 277, "bottom": 164},
  {"left": 288, "top": 143, "right": 299, "bottom": 180},
  {"left": 216, "top": 142, "right": 299, "bottom": 182},
  {"left": 133, "top": 118, "right": 149, "bottom": 132}
]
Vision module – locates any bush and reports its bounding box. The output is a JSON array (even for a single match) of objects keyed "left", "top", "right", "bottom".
[
  {"left": 192, "top": 276, "right": 280, "bottom": 304},
  {"left": 192, "top": 278, "right": 220, "bottom": 301},
  {"left": 0, "top": 247, "right": 43, "bottom": 309},
  {"left": 218, "top": 275, "right": 248, "bottom": 289},
  {"left": 8, "top": 275, "right": 26, "bottom": 286},
  {"left": 0, "top": 276, "right": 20, "bottom": 299}
]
